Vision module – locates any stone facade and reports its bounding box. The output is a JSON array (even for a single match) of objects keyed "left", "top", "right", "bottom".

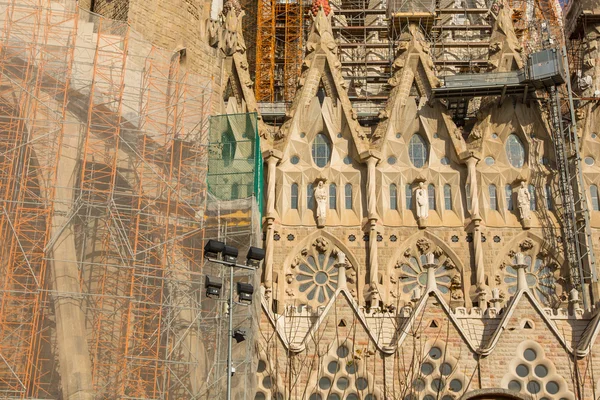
[
  {"left": 69, "top": 0, "right": 600, "bottom": 398},
  {"left": 247, "top": 3, "right": 600, "bottom": 400}
]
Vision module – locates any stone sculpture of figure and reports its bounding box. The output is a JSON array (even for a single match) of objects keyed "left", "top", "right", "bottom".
[
  {"left": 314, "top": 180, "right": 327, "bottom": 226},
  {"left": 415, "top": 182, "right": 429, "bottom": 219},
  {"left": 517, "top": 181, "right": 531, "bottom": 220}
]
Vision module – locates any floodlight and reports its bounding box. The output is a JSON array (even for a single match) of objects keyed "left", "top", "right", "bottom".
[
  {"left": 204, "top": 239, "right": 225, "bottom": 258},
  {"left": 237, "top": 282, "right": 254, "bottom": 303},
  {"left": 205, "top": 276, "right": 223, "bottom": 298},
  {"left": 246, "top": 246, "right": 265, "bottom": 267},
  {"left": 233, "top": 329, "right": 246, "bottom": 343},
  {"left": 223, "top": 245, "right": 239, "bottom": 263}
]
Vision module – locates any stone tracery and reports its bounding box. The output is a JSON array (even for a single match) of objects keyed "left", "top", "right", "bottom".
[
  {"left": 390, "top": 238, "right": 462, "bottom": 304},
  {"left": 287, "top": 237, "right": 357, "bottom": 304}
]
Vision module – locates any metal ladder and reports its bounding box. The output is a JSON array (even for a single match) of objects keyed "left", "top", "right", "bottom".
[{"left": 546, "top": 48, "right": 597, "bottom": 310}]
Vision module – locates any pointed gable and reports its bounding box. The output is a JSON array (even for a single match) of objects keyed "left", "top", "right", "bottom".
[
  {"left": 274, "top": 7, "right": 370, "bottom": 159},
  {"left": 372, "top": 24, "right": 468, "bottom": 161}
]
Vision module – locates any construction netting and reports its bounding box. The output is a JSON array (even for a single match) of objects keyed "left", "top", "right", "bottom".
[{"left": 0, "top": 0, "right": 260, "bottom": 399}]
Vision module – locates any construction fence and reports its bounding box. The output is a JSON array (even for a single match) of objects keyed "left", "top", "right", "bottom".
[{"left": 0, "top": 0, "right": 260, "bottom": 399}]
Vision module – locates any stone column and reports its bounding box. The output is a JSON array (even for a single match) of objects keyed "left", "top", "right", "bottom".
[
  {"left": 514, "top": 252, "right": 529, "bottom": 291},
  {"left": 262, "top": 150, "right": 281, "bottom": 302},
  {"left": 423, "top": 253, "right": 438, "bottom": 292},
  {"left": 466, "top": 155, "right": 487, "bottom": 307},
  {"left": 48, "top": 125, "right": 94, "bottom": 400},
  {"left": 465, "top": 156, "right": 480, "bottom": 219},
  {"left": 365, "top": 155, "right": 380, "bottom": 304},
  {"left": 366, "top": 156, "right": 378, "bottom": 219}
]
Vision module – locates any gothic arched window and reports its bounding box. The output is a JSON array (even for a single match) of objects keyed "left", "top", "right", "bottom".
[
  {"left": 405, "top": 184, "right": 413, "bottom": 209},
  {"left": 528, "top": 184, "right": 536, "bottom": 211},
  {"left": 329, "top": 184, "right": 337, "bottom": 209},
  {"left": 428, "top": 184, "right": 436, "bottom": 210},
  {"left": 444, "top": 184, "right": 452, "bottom": 210},
  {"left": 505, "top": 185, "right": 513, "bottom": 210},
  {"left": 390, "top": 184, "right": 398, "bottom": 210},
  {"left": 291, "top": 183, "right": 298, "bottom": 209},
  {"left": 311, "top": 133, "right": 331, "bottom": 168},
  {"left": 489, "top": 184, "right": 498, "bottom": 210},
  {"left": 591, "top": 185, "right": 599, "bottom": 211},
  {"left": 345, "top": 184, "right": 353, "bottom": 209},
  {"left": 408, "top": 134, "right": 428, "bottom": 168},
  {"left": 307, "top": 183, "right": 314, "bottom": 209},
  {"left": 506, "top": 134, "right": 525, "bottom": 168}
]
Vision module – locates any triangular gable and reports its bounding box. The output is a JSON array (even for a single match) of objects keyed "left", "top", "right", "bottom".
[
  {"left": 274, "top": 7, "right": 370, "bottom": 159},
  {"left": 372, "top": 25, "right": 468, "bottom": 161},
  {"left": 481, "top": 289, "right": 572, "bottom": 355},
  {"left": 261, "top": 286, "right": 398, "bottom": 354},
  {"left": 394, "top": 289, "right": 479, "bottom": 353}
]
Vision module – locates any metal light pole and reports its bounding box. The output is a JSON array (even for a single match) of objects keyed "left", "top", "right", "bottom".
[
  {"left": 226, "top": 263, "right": 234, "bottom": 400},
  {"left": 203, "top": 240, "right": 264, "bottom": 400}
]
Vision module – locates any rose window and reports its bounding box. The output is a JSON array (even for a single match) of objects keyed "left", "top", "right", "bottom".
[
  {"left": 503, "top": 254, "right": 557, "bottom": 305},
  {"left": 397, "top": 255, "right": 453, "bottom": 295},
  {"left": 297, "top": 252, "right": 339, "bottom": 302}
]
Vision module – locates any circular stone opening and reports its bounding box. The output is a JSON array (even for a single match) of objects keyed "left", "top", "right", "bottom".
[
  {"left": 413, "top": 378, "right": 425, "bottom": 391},
  {"left": 421, "top": 362, "right": 434, "bottom": 375},
  {"left": 449, "top": 379, "right": 463, "bottom": 392},
  {"left": 319, "top": 376, "right": 331, "bottom": 390},
  {"left": 429, "top": 347, "right": 443, "bottom": 360},
  {"left": 524, "top": 348, "right": 537, "bottom": 361},
  {"left": 527, "top": 380, "right": 541, "bottom": 394},
  {"left": 337, "top": 346, "right": 349, "bottom": 358},
  {"left": 546, "top": 381, "right": 560, "bottom": 394},
  {"left": 337, "top": 377, "right": 349, "bottom": 390},
  {"left": 534, "top": 364, "right": 548, "bottom": 378},
  {"left": 440, "top": 362, "right": 452, "bottom": 376},
  {"left": 516, "top": 364, "right": 529, "bottom": 378},
  {"left": 314, "top": 271, "right": 329, "bottom": 285},
  {"left": 356, "top": 377, "right": 368, "bottom": 390},
  {"left": 327, "top": 361, "right": 339, "bottom": 374},
  {"left": 508, "top": 380, "right": 522, "bottom": 392},
  {"left": 257, "top": 360, "right": 266, "bottom": 373}
]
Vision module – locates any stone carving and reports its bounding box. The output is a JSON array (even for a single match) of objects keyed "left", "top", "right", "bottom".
[
  {"left": 313, "top": 237, "right": 329, "bottom": 253},
  {"left": 444, "top": 259, "right": 456, "bottom": 270},
  {"left": 416, "top": 238, "right": 431, "bottom": 254},
  {"left": 450, "top": 275, "right": 463, "bottom": 300},
  {"left": 517, "top": 181, "right": 531, "bottom": 221},
  {"left": 520, "top": 239, "right": 534, "bottom": 251},
  {"left": 415, "top": 182, "right": 429, "bottom": 219},
  {"left": 314, "top": 180, "right": 327, "bottom": 227}
]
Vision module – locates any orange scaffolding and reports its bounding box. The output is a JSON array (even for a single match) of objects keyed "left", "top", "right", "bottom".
[
  {"left": 0, "top": 2, "right": 228, "bottom": 398},
  {"left": 255, "top": 0, "right": 307, "bottom": 103}
]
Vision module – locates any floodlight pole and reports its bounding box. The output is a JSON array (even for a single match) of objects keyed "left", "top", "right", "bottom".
[
  {"left": 206, "top": 257, "right": 255, "bottom": 400},
  {"left": 227, "top": 263, "right": 234, "bottom": 400}
]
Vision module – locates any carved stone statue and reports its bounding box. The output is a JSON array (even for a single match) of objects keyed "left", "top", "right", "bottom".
[
  {"left": 517, "top": 181, "right": 531, "bottom": 221},
  {"left": 314, "top": 180, "right": 327, "bottom": 227},
  {"left": 415, "top": 182, "right": 429, "bottom": 222}
]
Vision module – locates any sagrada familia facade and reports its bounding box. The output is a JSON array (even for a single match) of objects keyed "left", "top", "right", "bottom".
[
  {"left": 205, "top": 0, "right": 600, "bottom": 397},
  {"left": 1, "top": 0, "right": 600, "bottom": 398}
]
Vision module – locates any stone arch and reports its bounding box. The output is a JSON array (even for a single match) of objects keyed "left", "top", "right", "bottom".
[
  {"left": 386, "top": 230, "right": 467, "bottom": 306},
  {"left": 492, "top": 231, "right": 565, "bottom": 307},
  {"left": 461, "top": 389, "right": 533, "bottom": 400},
  {"left": 279, "top": 229, "right": 363, "bottom": 305}
]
